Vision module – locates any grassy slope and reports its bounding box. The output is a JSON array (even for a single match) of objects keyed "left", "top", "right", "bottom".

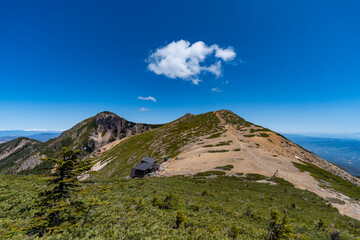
[
  {"left": 293, "top": 161, "right": 360, "bottom": 200},
  {"left": 1, "top": 174, "right": 360, "bottom": 239},
  {"left": 93, "top": 112, "right": 224, "bottom": 178}
]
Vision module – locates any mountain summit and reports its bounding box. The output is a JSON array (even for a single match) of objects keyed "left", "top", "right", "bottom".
[{"left": 0, "top": 111, "right": 161, "bottom": 174}]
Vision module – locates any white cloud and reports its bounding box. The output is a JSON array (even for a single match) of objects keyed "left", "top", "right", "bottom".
[
  {"left": 191, "top": 79, "right": 201, "bottom": 85},
  {"left": 138, "top": 96, "right": 157, "bottom": 102},
  {"left": 214, "top": 46, "right": 236, "bottom": 61},
  {"left": 147, "top": 40, "right": 236, "bottom": 84},
  {"left": 211, "top": 87, "right": 223, "bottom": 92},
  {"left": 205, "top": 61, "right": 222, "bottom": 77},
  {"left": 139, "top": 107, "right": 150, "bottom": 112}
]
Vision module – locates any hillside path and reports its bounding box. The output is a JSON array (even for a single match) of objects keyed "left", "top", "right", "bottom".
[{"left": 214, "top": 111, "right": 278, "bottom": 174}]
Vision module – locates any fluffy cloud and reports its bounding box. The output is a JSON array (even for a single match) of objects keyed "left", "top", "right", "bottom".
[
  {"left": 139, "top": 107, "right": 150, "bottom": 112},
  {"left": 138, "top": 96, "right": 157, "bottom": 102},
  {"left": 214, "top": 46, "right": 236, "bottom": 61},
  {"left": 147, "top": 40, "right": 236, "bottom": 84}
]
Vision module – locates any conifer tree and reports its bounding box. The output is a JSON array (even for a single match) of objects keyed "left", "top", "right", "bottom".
[
  {"left": 268, "top": 210, "right": 295, "bottom": 240},
  {"left": 29, "top": 147, "right": 95, "bottom": 236}
]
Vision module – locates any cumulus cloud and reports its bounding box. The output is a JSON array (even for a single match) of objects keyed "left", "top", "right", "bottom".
[
  {"left": 138, "top": 96, "right": 157, "bottom": 102},
  {"left": 147, "top": 40, "right": 236, "bottom": 84},
  {"left": 214, "top": 46, "right": 236, "bottom": 61},
  {"left": 211, "top": 87, "right": 223, "bottom": 92},
  {"left": 139, "top": 107, "right": 150, "bottom": 112}
]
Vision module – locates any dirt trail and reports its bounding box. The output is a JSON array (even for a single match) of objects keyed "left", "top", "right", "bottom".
[{"left": 159, "top": 112, "right": 360, "bottom": 221}]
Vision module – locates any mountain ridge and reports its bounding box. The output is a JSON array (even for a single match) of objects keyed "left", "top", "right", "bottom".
[
  {"left": 0, "top": 111, "right": 161, "bottom": 174},
  {"left": 1, "top": 109, "right": 359, "bottom": 220},
  {"left": 85, "top": 109, "right": 360, "bottom": 220}
]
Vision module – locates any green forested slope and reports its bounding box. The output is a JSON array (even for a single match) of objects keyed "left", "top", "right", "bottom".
[{"left": 1, "top": 174, "right": 359, "bottom": 239}]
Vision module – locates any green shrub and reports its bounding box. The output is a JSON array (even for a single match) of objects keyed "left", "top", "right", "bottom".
[
  {"left": 208, "top": 150, "right": 229, "bottom": 153},
  {"left": 244, "top": 134, "right": 255, "bottom": 138},
  {"left": 203, "top": 144, "right": 214, "bottom": 148},
  {"left": 267, "top": 210, "right": 295, "bottom": 240},
  {"left": 330, "top": 230, "right": 341, "bottom": 240},
  {"left": 175, "top": 209, "right": 188, "bottom": 228},
  {"left": 315, "top": 219, "right": 325, "bottom": 230},
  {"left": 188, "top": 204, "right": 200, "bottom": 211},
  {"left": 244, "top": 174, "right": 266, "bottom": 181},
  {"left": 229, "top": 225, "right": 241, "bottom": 239},
  {"left": 194, "top": 171, "right": 226, "bottom": 177},
  {"left": 206, "top": 132, "right": 223, "bottom": 139},
  {"left": 153, "top": 192, "right": 179, "bottom": 210},
  {"left": 215, "top": 141, "right": 232, "bottom": 146},
  {"left": 216, "top": 165, "right": 234, "bottom": 171}
]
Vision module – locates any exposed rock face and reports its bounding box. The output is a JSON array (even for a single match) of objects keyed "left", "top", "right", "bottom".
[
  {"left": 15, "top": 153, "right": 45, "bottom": 172},
  {"left": 90, "top": 111, "right": 156, "bottom": 150},
  {"left": 0, "top": 138, "right": 40, "bottom": 173},
  {"left": 0, "top": 111, "right": 161, "bottom": 173}
]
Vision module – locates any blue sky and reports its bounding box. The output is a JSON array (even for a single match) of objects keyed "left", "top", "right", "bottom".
[{"left": 1, "top": 0, "right": 360, "bottom": 133}]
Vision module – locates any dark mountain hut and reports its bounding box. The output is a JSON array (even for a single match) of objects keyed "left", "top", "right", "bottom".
[{"left": 130, "top": 157, "right": 158, "bottom": 178}]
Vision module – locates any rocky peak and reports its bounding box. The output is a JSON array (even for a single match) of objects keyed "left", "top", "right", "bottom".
[
  {"left": 95, "top": 111, "right": 127, "bottom": 134},
  {"left": 214, "top": 109, "right": 234, "bottom": 115},
  {"left": 90, "top": 112, "right": 156, "bottom": 150}
]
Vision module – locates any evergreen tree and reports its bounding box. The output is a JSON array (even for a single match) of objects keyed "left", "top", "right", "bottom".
[
  {"left": 268, "top": 210, "right": 295, "bottom": 240},
  {"left": 29, "top": 147, "right": 95, "bottom": 236}
]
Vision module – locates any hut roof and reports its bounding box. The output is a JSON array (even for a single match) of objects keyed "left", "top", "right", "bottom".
[
  {"left": 141, "top": 157, "right": 157, "bottom": 164},
  {"left": 133, "top": 162, "right": 154, "bottom": 171}
]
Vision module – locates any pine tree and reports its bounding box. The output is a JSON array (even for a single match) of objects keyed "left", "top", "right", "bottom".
[
  {"left": 268, "top": 210, "right": 295, "bottom": 240},
  {"left": 29, "top": 147, "right": 95, "bottom": 236}
]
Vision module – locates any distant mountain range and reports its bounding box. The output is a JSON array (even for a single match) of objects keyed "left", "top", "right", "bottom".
[
  {"left": 0, "top": 132, "right": 62, "bottom": 143},
  {"left": 283, "top": 132, "right": 360, "bottom": 140},
  {"left": 0, "top": 130, "right": 62, "bottom": 137},
  {"left": 284, "top": 134, "right": 360, "bottom": 177}
]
